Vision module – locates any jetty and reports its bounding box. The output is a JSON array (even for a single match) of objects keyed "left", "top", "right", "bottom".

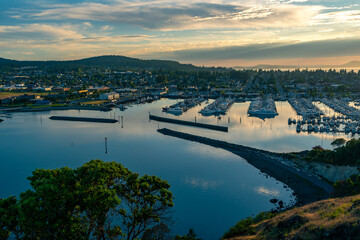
[
  {"left": 149, "top": 114, "right": 228, "bottom": 132},
  {"left": 158, "top": 128, "right": 333, "bottom": 206},
  {"left": 49, "top": 116, "right": 118, "bottom": 123}
]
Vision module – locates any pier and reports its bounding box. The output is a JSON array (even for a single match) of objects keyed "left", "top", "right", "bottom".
[
  {"left": 158, "top": 128, "right": 333, "bottom": 206},
  {"left": 149, "top": 114, "right": 228, "bottom": 132},
  {"left": 49, "top": 116, "right": 118, "bottom": 123}
]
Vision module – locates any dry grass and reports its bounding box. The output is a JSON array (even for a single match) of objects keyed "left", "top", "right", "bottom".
[{"left": 228, "top": 194, "right": 360, "bottom": 240}]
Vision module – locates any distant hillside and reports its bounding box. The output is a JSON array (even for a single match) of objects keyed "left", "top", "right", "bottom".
[
  {"left": 224, "top": 194, "right": 360, "bottom": 240},
  {"left": 234, "top": 61, "right": 360, "bottom": 70},
  {"left": 339, "top": 61, "right": 360, "bottom": 68},
  {"left": 0, "top": 57, "right": 18, "bottom": 65},
  {"left": 0, "top": 55, "right": 226, "bottom": 72}
]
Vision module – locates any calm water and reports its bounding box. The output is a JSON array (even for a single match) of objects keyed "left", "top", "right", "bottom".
[{"left": 0, "top": 99, "right": 349, "bottom": 239}]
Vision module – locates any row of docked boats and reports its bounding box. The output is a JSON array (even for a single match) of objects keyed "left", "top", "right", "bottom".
[
  {"left": 288, "top": 98, "right": 323, "bottom": 117},
  {"left": 289, "top": 115, "right": 360, "bottom": 134},
  {"left": 321, "top": 98, "right": 360, "bottom": 120},
  {"left": 247, "top": 97, "right": 278, "bottom": 119},
  {"left": 162, "top": 97, "right": 205, "bottom": 116},
  {"left": 199, "top": 97, "right": 234, "bottom": 116}
]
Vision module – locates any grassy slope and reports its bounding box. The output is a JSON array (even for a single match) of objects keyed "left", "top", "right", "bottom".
[{"left": 227, "top": 194, "right": 360, "bottom": 240}]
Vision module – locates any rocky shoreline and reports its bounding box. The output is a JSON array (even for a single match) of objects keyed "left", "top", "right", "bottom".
[{"left": 157, "top": 128, "right": 334, "bottom": 206}]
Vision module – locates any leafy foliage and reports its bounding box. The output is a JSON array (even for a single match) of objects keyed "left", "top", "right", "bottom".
[
  {"left": 290, "top": 139, "right": 360, "bottom": 166},
  {"left": 333, "top": 174, "right": 360, "bottom": 197},
  {"left": 0, "top": 160, "right": 173, "bottom": 240}
]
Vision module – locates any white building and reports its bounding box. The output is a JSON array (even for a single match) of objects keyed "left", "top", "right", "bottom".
[{"left": 99, "top": 92, "right": 120, "bottom": 100}]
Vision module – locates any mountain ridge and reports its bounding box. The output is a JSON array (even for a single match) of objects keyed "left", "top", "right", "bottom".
[{"left": 0, "top": 55, "right": 226, "bottom": 71}]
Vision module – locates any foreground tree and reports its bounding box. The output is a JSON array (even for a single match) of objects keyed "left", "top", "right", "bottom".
[
  {"left": 119, "top": 174, "right": 174, "bottom": 240},
  {"left": 0, "top": 160, "right": 173, "bottom": 240}
]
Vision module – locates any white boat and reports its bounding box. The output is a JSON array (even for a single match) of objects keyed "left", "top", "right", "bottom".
[{"left": 166, "top": 107, "right": 183, "bottom": 115}]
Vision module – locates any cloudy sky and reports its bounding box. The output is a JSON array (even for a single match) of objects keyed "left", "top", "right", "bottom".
[{"left": 0, "top": 0, "right": 359, "bottom": 66}]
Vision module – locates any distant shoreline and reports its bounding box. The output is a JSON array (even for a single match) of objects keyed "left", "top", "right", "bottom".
[
  {"left": 157, "top": 128, "right": 333, "bottom": 206},
  {"left": 0, "top": 105, "right": 110, "bottom": 113}
]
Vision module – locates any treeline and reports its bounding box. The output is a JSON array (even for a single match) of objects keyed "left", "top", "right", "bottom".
[
  {"left": 287, "top": 139, "right": 360, "bottom": 166},
  {"left": 0, "top": 160, "right": 174, "bottom": 240}
]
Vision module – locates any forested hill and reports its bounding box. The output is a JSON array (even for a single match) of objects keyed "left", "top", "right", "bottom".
[{"left": 0, "top": 55, "right": 227, "bottom": 72}]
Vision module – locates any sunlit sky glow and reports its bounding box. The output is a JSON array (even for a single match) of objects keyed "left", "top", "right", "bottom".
[{"left": 0, "top": 0, "right": 359, "bottom": 66}]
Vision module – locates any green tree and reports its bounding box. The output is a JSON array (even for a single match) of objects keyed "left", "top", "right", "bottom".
[
  {"left": 0, "top": 160, "right": 174, "bottom": 240},
  {"left": 119, "top": 174, "right": 174, "bottom": 240},
  {"left": 0, "top": 196, "right": 18, "bottom": 240},
  {"left": 331, "top": 138, "right": 346, "bottom": 148}
]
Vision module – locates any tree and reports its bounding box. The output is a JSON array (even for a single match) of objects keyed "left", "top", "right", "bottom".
[
  {"left": 173, "top": 229, "right": 201, "bottom": 240},
  {"left": 118, "top": 174, "right": 174, "bottom": 240},
  {"left": 0, "top": 160, "right": 174, "bottom": 240},
  {"left": 331, "top": 138, "right": 346, "bottom": 148},
  {"left": 0, "top": 196, "right": 18, "bottom": 240}
]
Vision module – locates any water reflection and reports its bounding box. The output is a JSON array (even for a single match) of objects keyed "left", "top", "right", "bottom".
[
  {"left": 256, "top": 186, "right": 280, "bottom": 197},
  {"left": 0, "top": 98, "right": 354, "bottom": 239}
]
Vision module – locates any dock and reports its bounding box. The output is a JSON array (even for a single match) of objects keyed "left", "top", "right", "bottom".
[
  {"left": 49, "top": 116, "right": 118, "bottom": 123},
  {"left": 149, "top": 114, "right": 228, "bottom": 132}
]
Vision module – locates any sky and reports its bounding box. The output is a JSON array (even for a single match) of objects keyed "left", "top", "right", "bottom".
[{"left": 0, "top": 0, "right": 360, "bottom": 66}]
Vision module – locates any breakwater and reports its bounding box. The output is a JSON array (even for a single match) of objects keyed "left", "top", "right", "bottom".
[
  {"left": 158, "top": 128, "right": 333, "bottom": 205},
  {"left": 149, "top": 114, "right": 228, "bottom": 132},
  {"left": 49, "top": 116, "right": 118, "bottom": 123}
]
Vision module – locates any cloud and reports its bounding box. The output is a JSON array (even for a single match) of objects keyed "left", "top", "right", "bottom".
[
  {"left": 83, "top": 22, "right": 93, "bottom": 28},
  {"left": 184, "top": 176, "right": 223, "bottom": 190},
  {"left": 148, "top": 37, "right": 360, "bottom": 61},
  {"left": 0, "top": 24, "right": 84, "bottom": 41},
  {"left": 256, "top": 186, "right": 280, "bottom": 197},
  {"left": 100, "top": 25, "right": 113, "bottom": 31},
  {"left": 11, "top": 1, "right": 322, "bottom": 31},
  {"left": 312, "top": 10, "right": 360, "bottom": 25}
]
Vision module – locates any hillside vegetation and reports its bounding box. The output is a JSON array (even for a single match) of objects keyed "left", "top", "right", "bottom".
[
  {"left": 285, "top": 138, "right": 360, "bottom": 166},
  {"left": 224, "top": 194, "right": 360, "bottom": 240}
]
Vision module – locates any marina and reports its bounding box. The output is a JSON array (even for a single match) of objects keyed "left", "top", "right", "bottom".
[
  {"left": 288, "top": 98, "right": 323, "bottom": 117},
  {"left": 1, "top": 98, "right": 360, "bottom": 239},
  {"left": 199, "top": 97, "right": 234, "bottom": 116},
  {"left": 162, "top": 97, "right": 205, "bottom": 116},
  {"left": 247, "top": 97, "right": 278, "bottom": 119},
  {"left": 321, "top": 98, "right": 360, "bottom": 120}
]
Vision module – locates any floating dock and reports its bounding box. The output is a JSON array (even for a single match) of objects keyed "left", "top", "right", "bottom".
[
  {"left": 49, "top": 116, "right": 118, "bottom": 123},
  {"left": 149, "top": 114, "right": 228, "bottom": 132}
]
